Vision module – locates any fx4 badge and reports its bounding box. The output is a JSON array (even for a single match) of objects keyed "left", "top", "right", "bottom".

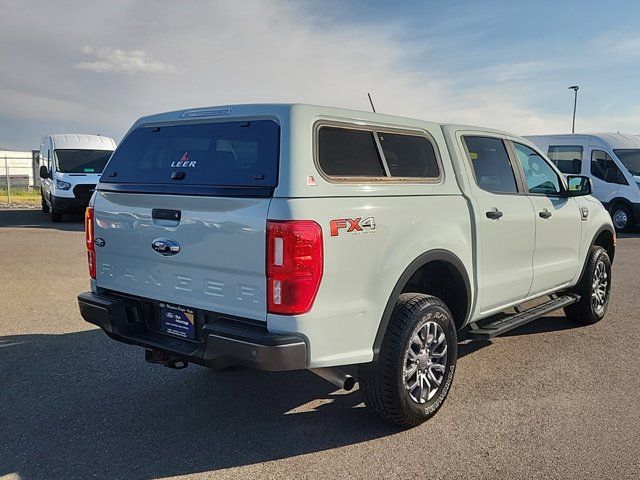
[{"left": 330, "top": 217, "right": 376, "bottom": 236}]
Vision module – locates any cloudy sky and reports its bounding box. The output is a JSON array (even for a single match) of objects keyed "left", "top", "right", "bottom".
[{"left": 1, "top": 0, "right": 639, "bottom": 150}]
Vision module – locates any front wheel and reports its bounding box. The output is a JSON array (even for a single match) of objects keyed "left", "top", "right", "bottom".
[
  {"left": 359, "top": 293, "right": 457, "bottom": 428},
  {"left": 611, "top": 204, "right": 633, "bottom": 232},
  {"left": 565, "top": 246, "right": 612, "bottom": 324}
]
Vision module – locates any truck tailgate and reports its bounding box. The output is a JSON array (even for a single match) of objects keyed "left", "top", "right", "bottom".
[{"left": 93, "top": 191, "right": 269, "bottom": 321}]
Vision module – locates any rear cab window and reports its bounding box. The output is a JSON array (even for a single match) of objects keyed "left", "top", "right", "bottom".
[
  {"left": 101, "top": 120, "right": 279, "bottom": 193},
  {"left": 316, "top": 125, "right": 440, "bottom": 181},
  {"left": 463, "top": 136, "right": 518, "bottom": 194}
]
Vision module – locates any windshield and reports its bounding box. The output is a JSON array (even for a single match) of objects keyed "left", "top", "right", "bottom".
[
  {"left": 100, "top": 120, "right": 279, "bottom": 187},
  {"left": 55, "top": 149, "right": 113, "bottom": 173},
  {"left": 613, "top": 149, "right": 640, "bottom": 176}
]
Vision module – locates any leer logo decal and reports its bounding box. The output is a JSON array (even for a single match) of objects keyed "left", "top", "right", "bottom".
[
  {"left": 170, "top": 151, "right": 197, "bottom": 168},
  {"left": 330, "top": 217, "right": 376, "bottom": 236}
]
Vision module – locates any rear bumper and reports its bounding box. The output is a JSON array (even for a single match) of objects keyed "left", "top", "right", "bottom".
[
  {"left": 77, "top": 291, "right": 307, "bottom": 371},
  {"left": 51, "top": 195, "right": 88, "bottom": 214}
]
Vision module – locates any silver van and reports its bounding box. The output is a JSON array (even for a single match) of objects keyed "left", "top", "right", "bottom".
[{"left": 525, "top": 133, "right": 640, "bottom": 231}]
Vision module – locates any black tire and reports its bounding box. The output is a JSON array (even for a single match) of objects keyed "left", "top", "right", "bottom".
[
  {"left": 359, "top": 293, "right": 457, "bottom": 428},
  {"left": 610, "top": 203, "right": 633, "bottom": 233},
  {"left": 51, "top": 211, "right": 62, "bottom": 223},
  {"left": 41, "top": 192, "right": 50, "bottom": 213},
  {"left": 564, "top": 246, "right": 611, "bottom": 325}
]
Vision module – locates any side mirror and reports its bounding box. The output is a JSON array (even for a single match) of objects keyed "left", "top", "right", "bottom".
[
  {"left": 39, "top": 165, "right": 49, "bottom": 179},
  {"left": 566, "top": 175, "right": 591, "bottom": 196}
]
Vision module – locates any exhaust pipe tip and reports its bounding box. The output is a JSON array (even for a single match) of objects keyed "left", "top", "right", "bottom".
[
  {"left": 342, "top": 375, "right": 356, "bottom": 392},
  {"left": 309, "top": 367, "right": 356, "bottom": 391}
]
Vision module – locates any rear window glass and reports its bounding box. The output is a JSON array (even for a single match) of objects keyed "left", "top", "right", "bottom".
[
  {"left": 377, "top": 132, "right": 440, "bottom": 178},
  {"left": 464, "top": 136, "right": 518, "bottom": 194},
  {"left": 317, "top": 127, "right": 385, "bottom": 177},
  {"left": 55, "top": 149, "right": 112, "bottom": 173},
  {"left": 547, "top": 145, "right": 583, "bottom": 174},
  {"left": 101, "top": 120, "right": 279, "bottom": 186}
]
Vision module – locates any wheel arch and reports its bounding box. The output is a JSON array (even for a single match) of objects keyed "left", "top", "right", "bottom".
[
  {"left": 372, "top": 249, "right": 472, "bottom": 361},
  {"left": 608, "top": 197, "right": 633, "bottom": 211},
  {"left": 576, "top": 225, "right": 615, "bottom": 284}
]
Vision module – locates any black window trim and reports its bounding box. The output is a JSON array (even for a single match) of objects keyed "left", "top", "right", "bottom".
[
  {"left": 313, "top": 120, "right": 444, "bottom": 184},
  {"left": 460, "top": 134, "right": 527, "bottom": 196},
  {"left": 507, "top": 140, "right": 568, "bottom": 198},
  {"left": 547, "top": 144, "right": 584, "bottom": 174}
]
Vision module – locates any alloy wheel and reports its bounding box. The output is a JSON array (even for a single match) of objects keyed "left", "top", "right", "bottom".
[
  {"left": 592, "top": 259, "right": 609, "bottom": 314},
  {"left": 403, "top": 320, "right": 448, "bottom": 404}
]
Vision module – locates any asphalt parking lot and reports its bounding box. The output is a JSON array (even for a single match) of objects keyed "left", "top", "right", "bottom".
[{"left": 1, "top": 208, "right": 639, "bottom": 480}]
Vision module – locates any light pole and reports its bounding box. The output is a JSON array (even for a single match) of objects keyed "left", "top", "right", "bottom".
[{"left": 569, "top": 85, "right": 579, "bottom": 133}]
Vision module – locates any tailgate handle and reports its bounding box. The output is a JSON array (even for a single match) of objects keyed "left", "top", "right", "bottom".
[{"left": 152, "top": 209, "right": 181, "bottom": 221}]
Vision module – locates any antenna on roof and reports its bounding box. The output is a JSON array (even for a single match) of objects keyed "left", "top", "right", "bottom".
[{"left": 367, "top": 93, "right": 376, "bottom": 113}]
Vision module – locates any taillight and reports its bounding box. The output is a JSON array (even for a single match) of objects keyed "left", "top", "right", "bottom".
[
  {"left": 267, "top": 220, "right": 323, "bottom": 315},
  {"left": 85, "top": 207, "right": 96, "bottom": 279}
]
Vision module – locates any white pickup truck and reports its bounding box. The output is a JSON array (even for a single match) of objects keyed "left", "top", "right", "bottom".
[{"left": 78, "top": 104, "right": 615, "bottom": 427}]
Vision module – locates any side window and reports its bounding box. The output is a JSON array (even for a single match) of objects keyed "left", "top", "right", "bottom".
[
  {"left": 47, "top": 149, "right": 51, "bottom": 171},
  {"left": 463, "top": 136, "right": 518, "bottom": 194},
  {"left": 547, "top": 145, "right": 583, "bottom": 174},
  {"left": 317, "top": 126, "right": 441, "bottom": 180},
  {"left": 591, "top": 150, "right": 626, "bottom": 184},
  {"left": 514, "top": 143, "right": 561, "bottom": 195},
  {"left": 318, "top": 127, "right": 386, "bottom": 177},
  {"left": 376, "top": 132, "right": 440, "bottom": 178}
]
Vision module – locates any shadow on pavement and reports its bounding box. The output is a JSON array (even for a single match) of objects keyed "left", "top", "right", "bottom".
[
  {"left": 0, "top": 310, "right": 582, "bottom": 479},
  {"left": 457, "top": 314, "right": 582, "bottom": 356},
  {"left": 617, "top": 231, "right": 640, "bottom": 239},
  {"left": 0, "top": 330, "right": 398, "bottom": 479},
  {"left": 0, "top": 209, "right": 84, "bottom": 230}
]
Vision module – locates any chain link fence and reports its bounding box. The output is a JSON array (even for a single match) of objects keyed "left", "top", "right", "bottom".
[{"left": 0, "top": 152, "right": 39, "bottom": 207}]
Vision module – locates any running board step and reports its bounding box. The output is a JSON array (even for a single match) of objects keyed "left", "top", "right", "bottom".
[{"left": 468, "top": 294, "right": 581, "bottom": 340}]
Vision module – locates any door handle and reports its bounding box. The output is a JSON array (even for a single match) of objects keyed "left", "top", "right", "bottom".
[
  {"left": 539, "top": 209, "right": 552, "bottom": 219},
  {"left": 486, "top": 208, "right": 503, "bottom": 220}
]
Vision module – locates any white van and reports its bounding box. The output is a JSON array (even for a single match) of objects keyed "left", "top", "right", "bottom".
[
  {"left": 39, "top": 134, "right": 116, "bottom": 222},
  {"left": 525, "top": 133, "right": 640, "bottom": 231}
]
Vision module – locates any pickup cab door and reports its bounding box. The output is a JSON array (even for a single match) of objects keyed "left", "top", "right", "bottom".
[
  {"left": 461, "top": 135, "right": 536, "bottom": 314},
  {"left": 510, "top": 141, "right": 582, "bottom": 294}
]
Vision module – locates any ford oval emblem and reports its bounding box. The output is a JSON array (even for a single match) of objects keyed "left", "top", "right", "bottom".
[{"left": 151, "top": 237, "right": 180, "bottom": 256}]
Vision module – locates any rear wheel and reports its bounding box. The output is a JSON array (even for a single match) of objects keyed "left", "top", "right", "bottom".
[
  {"left": 564, "top": 246, "right": 611, "bottom": 324},
  {"left": 610, "top": 203, "right": 633, "bottom": 232},
  {"left": 359, "top": 293, "right": 457, "bottom": 428}
]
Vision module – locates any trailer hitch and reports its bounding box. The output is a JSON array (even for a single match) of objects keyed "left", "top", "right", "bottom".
[{"left": 145, "top": 349, "right": 189, "bottom": 369}]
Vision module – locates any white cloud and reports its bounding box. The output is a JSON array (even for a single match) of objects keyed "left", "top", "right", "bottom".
[
  {"left": 591, "top": 33, "right": 640, "bottom": 57},
  {"left": 479, "top": 61, "right": 547, "bottom": 83},
  {"left": 75, "top": 46, "right": 177, "bottom": 74}
]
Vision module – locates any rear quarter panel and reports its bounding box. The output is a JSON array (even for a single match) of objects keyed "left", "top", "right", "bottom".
[
  {"left": 267, "top": 196, "right": 471, "bottom": 367},
  {"left": 268, "top": 108, "right": 473, "bottom": 366}
]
